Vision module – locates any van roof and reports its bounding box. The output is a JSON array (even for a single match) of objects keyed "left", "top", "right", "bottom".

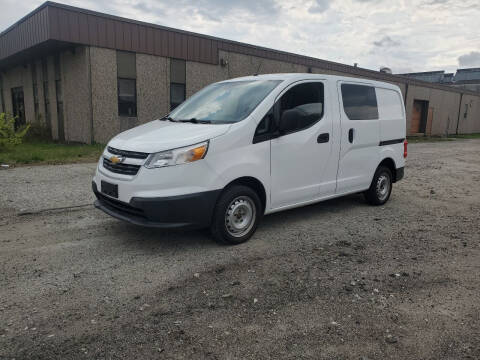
[{"left": 221, "top": 73, "right": 402, "bottom": 91}]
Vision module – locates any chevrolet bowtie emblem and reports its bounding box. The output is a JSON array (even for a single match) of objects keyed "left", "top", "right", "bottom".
[{"left": 109, "top": 155, "right": 125, "bottom": 164}]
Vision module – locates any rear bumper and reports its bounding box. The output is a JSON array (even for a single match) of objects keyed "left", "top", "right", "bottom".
[{"left": 92, "top": 182, "right": 221, "bottom": 229}]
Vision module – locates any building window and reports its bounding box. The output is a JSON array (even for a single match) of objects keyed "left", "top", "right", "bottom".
[
  {"left": 340, "top": 84, "right": 378, "bottom": 120},
  {"left": 170, "top": 59, "right": 186, "bottom": 110},
  {"left": 11, "top": 87, "right": 25, "bottom": 130},
  {"left": 31, "top": 63, "right": 39, "bottom": 119},
  {"left": 117, "top": 51, "right": 137, "bottom": 117},
  {"left": 42, "top": 58, "right": 51, "bottom": 128}
]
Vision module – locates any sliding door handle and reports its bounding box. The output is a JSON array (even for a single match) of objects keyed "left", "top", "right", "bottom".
[
  {"left": 317, "top": 133, "right": 329, "bottom": 143},
  {"left": 348, "top": 128, "right": 354, "bottom": 143}
]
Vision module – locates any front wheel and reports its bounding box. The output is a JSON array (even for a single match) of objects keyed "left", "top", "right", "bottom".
[
  {"left": 364, "top": 166, "right": 393, "bottom": 205},
  {"left": 210, "top": 185, "right": 262, "bottom": 245}
]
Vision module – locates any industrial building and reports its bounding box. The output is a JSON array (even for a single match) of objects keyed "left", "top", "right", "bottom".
[
  {"left": 401, "top": 68, "right": 480, "bottom": 93},
  {"left": 1, "top": 2, "right": 479, "bottom": 144}
]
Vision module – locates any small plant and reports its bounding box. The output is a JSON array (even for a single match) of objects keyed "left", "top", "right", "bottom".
[
  {"left": 24, "top": 114, "right": 52, "bottom": 141},
  {"left": 0, "top": 112, "right": 30, "bottom": 148}
]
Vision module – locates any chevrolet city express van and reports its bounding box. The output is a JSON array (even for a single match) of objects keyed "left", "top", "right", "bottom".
[{"left": 93, "top": 74, "right": 406, "bottom": 244}]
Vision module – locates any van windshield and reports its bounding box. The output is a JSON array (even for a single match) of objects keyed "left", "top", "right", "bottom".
[{"left": 168, "top": 80, "right": 281, "bottom": 124}]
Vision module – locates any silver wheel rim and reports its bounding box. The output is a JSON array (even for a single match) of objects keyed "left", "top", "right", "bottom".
[
  {"left": 224, "top": 196, "right": 256, "bottom": 238},
  {"left": 376, "top": 173, "right": 391, "bottom": 201}
]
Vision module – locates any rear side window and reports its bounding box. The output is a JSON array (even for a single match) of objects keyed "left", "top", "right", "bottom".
[
  {"left": 341, "top": 84, "right": 378, "bottom": 120},
  {"left": 376, "top": 88, "right": 404, "bottom": 120}
]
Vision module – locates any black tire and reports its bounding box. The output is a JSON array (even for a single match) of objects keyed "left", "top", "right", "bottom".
[
  {"left": 364, "top": 166, "right": 393, "bottom": 206},
  {"left": 210, "top": 185, "right": 262, "bottom": 245}
]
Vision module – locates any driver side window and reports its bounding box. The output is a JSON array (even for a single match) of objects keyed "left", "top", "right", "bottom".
[{"left": 278, "top": 82, "right": 324, "bottom": 134}]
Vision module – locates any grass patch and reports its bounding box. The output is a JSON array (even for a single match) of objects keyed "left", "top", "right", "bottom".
[
  {"left": 407, "top": 133, "right": 480, "bottom": 143},
  {"left": 407, "top": 136, "right": 454, "bottom": 143},
  {"left": 452, "top": 133, "right": 480, "bottom": 139},
  {"left": 0, "top": 141, "right": 104, "bottom": 166}
]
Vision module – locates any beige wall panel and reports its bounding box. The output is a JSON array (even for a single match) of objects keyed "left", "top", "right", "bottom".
[
  {"left": 90, "top": 47, "right": 118, "bottom": 144},
  {"left": 62, "top": 46, "right": 92, "bottom": 143},
  {"left": 312, "top": 67, "right": 355, "bottom": 77},
  {"left": 457, "top": 95, "right": 480, "bottom": 134},
  {"left": 137, "top": 53, "right": 169, "bottom": 123},
  {"left": 22, "top": 66, "right": 35, "bottom": 125},
  {"left": 222, "top": 51, "right": 308, "bottom": 79},
  {"left": 186, "top": 59, "right": 228, "bottom": 98},
  {"left": 33, "top": 60, "right": 46, "bottom": 125},
  {"left": 428, "top": 89, "right": 459, "bottom": 135},
  {"left": 46, "top": 56, "right": 59, "bottom": 140}
]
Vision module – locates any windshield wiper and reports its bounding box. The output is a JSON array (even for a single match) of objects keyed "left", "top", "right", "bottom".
[
  {"left": 160, "top": 115, "right": 184, "bottom": 122},
  {"left": 178, "top": 118, "right": 212, "bottom": 124}
]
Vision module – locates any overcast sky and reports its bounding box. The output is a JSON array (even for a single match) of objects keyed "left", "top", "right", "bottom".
[{"left": 1, "top": 0, "right": 479, "bottom": 73}]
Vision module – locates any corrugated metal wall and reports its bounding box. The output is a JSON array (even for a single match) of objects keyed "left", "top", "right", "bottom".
[
  {"left": 0, "top": 7, "right": 50, "bottom": 61},
  {"left": 46, "top": 6, "right": 219, "bottom": 65}
]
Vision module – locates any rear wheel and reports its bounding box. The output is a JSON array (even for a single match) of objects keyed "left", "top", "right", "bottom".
[
  {"left": 210, "top": 185, "right": 262, "bottom": 245},
  {"left": 364, "top": 166, "right": 392, "bottom": 205}
]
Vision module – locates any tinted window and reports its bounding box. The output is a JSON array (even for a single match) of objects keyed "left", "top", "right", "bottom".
[
  {"left": 253, "top": 107, "right": 274, "bottom": 144},
  {"left": 376, "top": 88, "right": 403, "bottom": 120},
  {"left": 170, "top": 59, "right": 186, "bottom": 110},
  {"left": 170, "top": 83, "right": 186, "bottom": 110},
  {"left": 341, "top": 84, "right": 378, "bottom": 120},
  {"left": 118, "top": 78, "right": 137, "bottom": 117},
  {"left": 117, "top": 51, "right": 136, "bottom": 78},
  {"left": 279, "top": 82, "right": 324, "bottom": 134},
  {"left": 170, "top": 59, "right": 186, "bottom": 83},
  {"left": 117, "top": 51, "right": 137, "bottom": 117}
]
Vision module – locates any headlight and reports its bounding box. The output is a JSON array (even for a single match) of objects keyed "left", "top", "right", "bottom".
[{"left": 144, "top": 141, "right": 209, "bottom": 169}]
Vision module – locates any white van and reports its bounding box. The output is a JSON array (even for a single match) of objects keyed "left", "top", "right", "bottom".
[{"left": 93, "top": 74, "right": 406, "bottom": 244}]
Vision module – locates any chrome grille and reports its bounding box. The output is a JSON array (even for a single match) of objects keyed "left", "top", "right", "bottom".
[
  {"left": 107, "top": 146, "right": 149, "bottom": 159},
  {"left": 103, "top": 158, "right": 141, "bottom": 175}
]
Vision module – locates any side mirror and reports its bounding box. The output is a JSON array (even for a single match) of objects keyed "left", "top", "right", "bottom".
[
  {"left": 279, "top": 108, "right": 302, "bottom": 134},
  {"left": 278, "top": 103, "right": 323, "bottom": 134}
]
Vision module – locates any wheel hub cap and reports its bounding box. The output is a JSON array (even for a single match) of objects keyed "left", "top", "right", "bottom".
[
  {"left": 376, "top": 174, "right": 390, "bottom": 201},
  {"left": 225, "top": 196, "right": 256, "bottom": 237}
]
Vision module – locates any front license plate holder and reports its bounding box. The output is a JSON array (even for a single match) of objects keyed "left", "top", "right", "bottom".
[{"left": 101, "top": 181, "right": 118, "bottom": 198}]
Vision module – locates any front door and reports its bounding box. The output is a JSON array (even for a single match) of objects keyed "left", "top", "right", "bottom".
[
  {"left": 11, "top": 87, "right": 25, "bottom": 130},
  {"left": 410, "top": 99, "right": 428, "bottom": 134},
  {"left": 270, "top": 81, "right": 334, "bottom": 209},
  {"left": 336, "top": 82, "right": 380, "bottom": 194}
]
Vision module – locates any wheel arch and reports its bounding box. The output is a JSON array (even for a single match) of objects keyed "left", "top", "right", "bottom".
[
  {"left": 378, "top": 157, "right": 398, "bottom": 182},
  {"left": 223, "top": 176, "right": 267, "bottom": 213}
]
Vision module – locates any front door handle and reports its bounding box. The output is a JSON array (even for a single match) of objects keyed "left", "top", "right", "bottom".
[
  {"left": 348, "top": 128, "right": 354, "bottom": 143},
  {"left": 317, "top": 133, "right": 329, "bottom": 143}
]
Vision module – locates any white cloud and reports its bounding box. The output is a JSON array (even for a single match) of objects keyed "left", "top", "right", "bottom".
[
  {"left": 308, "top": 0, "right": 331, "bottom": 13},
  {"left": 1, "top": 0, "right": 479, "bottom": 73}
]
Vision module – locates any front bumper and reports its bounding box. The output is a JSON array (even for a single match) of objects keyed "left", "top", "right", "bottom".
[{"left": 92, "top": 182, "right": 221, "bottom": 229}]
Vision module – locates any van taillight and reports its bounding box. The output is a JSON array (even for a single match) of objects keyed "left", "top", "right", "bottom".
[{"left": 403, "top": 140, "right": 408, "bottom": 158}]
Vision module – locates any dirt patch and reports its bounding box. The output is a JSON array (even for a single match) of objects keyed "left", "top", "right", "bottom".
[{"left": 1, "top": 140, "right": 479, "bottom": 359}]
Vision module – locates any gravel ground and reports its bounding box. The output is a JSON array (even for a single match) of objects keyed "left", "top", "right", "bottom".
[{"left": 0, "top": 140, "right": 479, "bottom": 360}]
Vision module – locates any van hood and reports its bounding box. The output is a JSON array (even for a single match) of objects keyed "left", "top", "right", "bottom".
[{"left": 108, "top": 120, "right": 231, "bottom": 153}]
